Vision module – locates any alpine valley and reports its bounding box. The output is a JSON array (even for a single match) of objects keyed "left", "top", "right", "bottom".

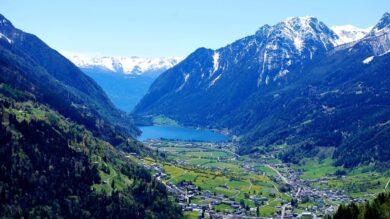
[
  {"left": 132, "top": 13, "right": 390, "bottom": 218},
  {"left": 1, "top": 5, "right": 390, "bottom": 219}
]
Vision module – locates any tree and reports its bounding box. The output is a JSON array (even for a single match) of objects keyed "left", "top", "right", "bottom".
[
  {"left": 240, "top": 199, "right": 245, "bottom": 208},
  {"left": 291, "top": 198, "right": 298, "bottom": 208}
]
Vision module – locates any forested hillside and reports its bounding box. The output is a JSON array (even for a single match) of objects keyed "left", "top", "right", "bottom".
[
  {"left": 0, "top": 14, "right": 139, "bottom": 144},
  {"left": 330, "top": 192, "right": 390, "bottom": 219},
  {"left": 0, "top": 84, "right": 181, "bottom": 218},
  {"left": 0, "top": 14, "right": 182, "bottom": 218}
]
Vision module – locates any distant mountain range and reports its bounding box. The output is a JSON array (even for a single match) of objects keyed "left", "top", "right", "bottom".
[
  {"left": 331, "top": 25, "right": 372, "bottom": 45},
  {"left": 135, "top": 13, "right": 390, "bottom": 168},
  {"left": 63, "top": 54, "right": 182, "bottom": 111},
  {"left": 65, "top": 54, "right": 182, "bottom": 77}
]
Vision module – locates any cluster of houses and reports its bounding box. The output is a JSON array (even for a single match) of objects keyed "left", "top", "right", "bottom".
[
  {"left": 137, "top": 141, "right": 369, "bottom": 218},
  {"left": 143, "top": 161, "right": 271, "bottom": 218},
  {"left": 144, "top": 160, "right": 326, "bottom": 218},
  {"left": 168, "top": 181, "right": 266, "bottom": 218},
  {"left": 265, "top": 163, "right": 366, "bottom": 218}
]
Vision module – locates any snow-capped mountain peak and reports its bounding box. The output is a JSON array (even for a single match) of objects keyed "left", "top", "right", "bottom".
[
  {"left": 63, "top": 53, "right": 182, "bottom": 75},
  {"left": 331, "top": 25, "right": 372, "bottom": 45},
  {"left": 352, "top": 12, "right": 390, "bottom": 56},
  {"left": 282, "top": 16, "right": 317, "bottom": 28},
  {"left": 253, "top": 16, "right": 338, "bottom": 55},
  {"left": 372, "top": 12, "right": 390, "bottom": 33},
  {"left": 278, "top": 16, "right": 337, "bottom": 50},
  {"left": 250, "top": 16, "right": 339, "bottom": 85}
]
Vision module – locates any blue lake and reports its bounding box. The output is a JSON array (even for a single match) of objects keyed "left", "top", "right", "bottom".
[{"left": 138, "top": 125, "right": 230, "bottom": 142}]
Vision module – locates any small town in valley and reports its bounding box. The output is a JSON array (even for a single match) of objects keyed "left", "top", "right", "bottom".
[{"left": 130, "top": 140, "right": 382, "bottom": 219}]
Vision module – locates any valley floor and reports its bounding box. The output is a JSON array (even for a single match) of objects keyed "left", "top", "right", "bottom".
[{"left": 128, "top": 140, "right": 390, "bottom": 218}]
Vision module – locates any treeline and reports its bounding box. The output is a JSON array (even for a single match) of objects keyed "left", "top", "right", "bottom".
[{"left": 329, "top": 192, "right": 390, "bottom": 219}]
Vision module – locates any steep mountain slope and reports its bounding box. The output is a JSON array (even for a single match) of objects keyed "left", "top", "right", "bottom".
[
  {"left": 135, "top": 13, "right": 390, "bottom": 167},
  {"left": 0, "top": 14, "right": 182, "bottom": 218},
  {"left": 0, "top": 14, "right": 139, "bottom": 141},
  {"left": 135, "top": 16, "right": 340, "bottom": 125},
  {"left": 0, "top": 84, "right": 181, "bottom": 218}
]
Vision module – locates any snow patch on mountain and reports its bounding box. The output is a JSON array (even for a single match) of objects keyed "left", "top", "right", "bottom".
[
  {"left": 0, "top": 33, "right": 11, "bottom": 43},
  {"left": 209, "top": 74, "right": 222, "bottom": 87},
  {"left": 184, "top": 73, "right": 190, "bottom": 83},
  {"left": 176, "top": 73, "right": 190, "bottom": 92},
  {"left": 331, "top": 25, "right": 371, "bottom": 45},
  {"left": 293, "top": 37, "right": 304, "bottom": 52},
  {"left": 212, "top": 52, "right": 220, "bottom": 74},
  {"left": 275, "top": 69, "right": 289, "bottom": 80},
  {"left": 63, "top": 52, "right": 182, "bottom": 75},
  {"left": 362, "top": 56, "right": 374, "bottom": 64}
]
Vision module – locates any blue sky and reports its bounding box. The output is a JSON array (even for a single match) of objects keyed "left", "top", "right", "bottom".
[{"left": 1, "top": 0, "right": 388, "bottom": 57}]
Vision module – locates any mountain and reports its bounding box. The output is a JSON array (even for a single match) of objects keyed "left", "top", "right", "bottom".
[
  {"left": 0, "top": 14, "right": 139, "bottom": 141},
  {"left": 64, "top": 54, "right": 181, "bottom": 112},
  {"left": 243, "top": 13, "right": 390, "bottom": 167},
  {"left": 135, "top": 13, "right": 390, "bottom": 168},
  {"left": 331, "top": 25, "right": 371, "bottom": 45},
  {"left": 65, "top": 54, "right": 181, "bottom": 77},
  {"left": 0, "top": 14, "right": 181, "bottom": 218},
  {"left": 134, "top": 16, "right": 340, "bottom": 125},
  {"left": 0, "top": 84, "right": 181, "bottom": 218}
]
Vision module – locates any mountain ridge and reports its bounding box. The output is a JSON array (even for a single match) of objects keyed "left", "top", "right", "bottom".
[
  {"left": 134, "top": 15, "right": 342, "bottom": 119},
  {"left": 135, "top": 13, "right": 390, "bottom": 168},
  {"left": 64, "top": 53, "right": 182, "bottom": 76},
  {"left": 331, "top": 25, "right": 372, "bottom": 45},
  {"left": 0, "top": 13, "right": 139, "bottom": 142}
]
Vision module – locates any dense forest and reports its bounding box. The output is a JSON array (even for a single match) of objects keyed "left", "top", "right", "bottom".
[
  {"left": 329, "top": 192, "right": 390, "bottom": 219},
  {"left": 0, "top": 15, "right": 184, "bottom": 218},
  {"left": 0, "top": 84, "right": 181, "bottom": 218}
]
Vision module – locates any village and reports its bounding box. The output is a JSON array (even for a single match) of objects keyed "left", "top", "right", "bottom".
[{"left": 136, "top": 140, "right": 369, "bottom": 219}]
